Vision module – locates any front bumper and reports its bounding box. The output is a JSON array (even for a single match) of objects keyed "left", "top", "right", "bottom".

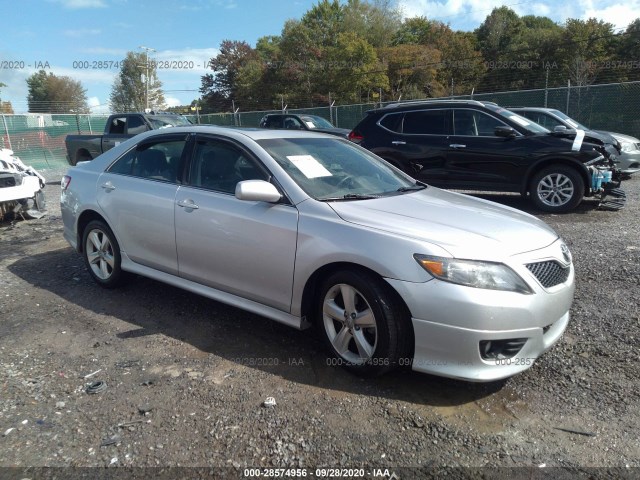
[
  {"left": 0, "top": 175, "right": 41, "bottom": 202},
  {"left": 617, "top": 150, "right": 640, "bottom": 175},
  {"left": 385, "top": 239, "right": 575, "bottom": 382},
  {"left": 407, "top": 310, "right": 569, "bottom": 381}
]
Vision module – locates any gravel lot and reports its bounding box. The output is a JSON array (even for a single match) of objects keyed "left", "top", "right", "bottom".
[{"left": 1, "top": 167, "right": 638, "bottom": 479}]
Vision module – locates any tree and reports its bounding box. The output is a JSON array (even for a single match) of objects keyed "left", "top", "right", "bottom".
[
  {"left": 110, "top": 51, "right": 165, "bottom": 112},
  {"left": 392, "top": 16, "right": 431, "bottom": 46},
  {"left": 323, "top": 32, "right": 389, "bottom": 103},
  {"left": 26, "top": 70, "right": 88, "bottom": 113},
  {"left": 618, "top": 19, "right": 640, "bottom": 81},
  {"left": 392, "top": 18, "right": 485, "bottom": 95},
  {"left": 475, "top": 7, "right": 525, "bottom": 60},
  {"left": 0, "top": 82, "right": 13, "bottom": 114},
  {"left": 301, "top": 0, "right": 345, "bottom": 48},
  {"left": 200, "top": 40, "right": 258, "bottom": 110},
  {"left": 560, "top": 18, "right": 618, "bottom": 86},
  {"left": 342, "top": 0, "right": 402, "bottom": 48},
  {"left": 380, "top": 44, "right": 443, "bottom": 98}
]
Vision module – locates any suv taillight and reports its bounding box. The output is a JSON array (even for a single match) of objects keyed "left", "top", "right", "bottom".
[
  {"left": 61, "top": 175, "right": 71, "bottom": 191},
  {"left": 348, "top": 130, "right": 363, "bottom": 143}
]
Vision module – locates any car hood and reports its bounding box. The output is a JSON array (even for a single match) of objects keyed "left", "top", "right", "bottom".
[
  {"left": 328, "top": 187, "right": 559, "bottom": 259},
  {"left": 311, "top": 127, "right": 351, "bottom": 138},
  {"left": 596, "top": 131, "right": 640, "bottom": 145}
]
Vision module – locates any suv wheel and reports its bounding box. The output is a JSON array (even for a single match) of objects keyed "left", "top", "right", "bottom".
[{"left": 530, "top": 165, "right": 584, "bottom": 213}]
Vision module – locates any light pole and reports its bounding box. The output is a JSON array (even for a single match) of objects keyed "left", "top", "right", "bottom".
[{"left": 139, "top": 45, "right": 155, "bottom": 111}]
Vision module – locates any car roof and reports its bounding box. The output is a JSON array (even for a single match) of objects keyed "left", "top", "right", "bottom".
[
  {"left": 509, "top": 107, "right": 557, "bottom": 112},
  {"left": 136, "top": 125, "right": 343, "bottom": 141},
  {"left": 369, "top": 99, "right": 494, "bottom": 114}
]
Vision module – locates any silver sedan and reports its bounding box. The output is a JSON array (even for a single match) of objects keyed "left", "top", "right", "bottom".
[{"left": 61, "top": 126, "right": 574, "bottom": 381}]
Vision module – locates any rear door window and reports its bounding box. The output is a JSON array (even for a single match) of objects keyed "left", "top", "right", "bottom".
[
  {"left": 402, "top": 110, "right": 448, "bottom": 135},
  {"left": 108, "top": 137, "right": 187, "bottom": 183}
]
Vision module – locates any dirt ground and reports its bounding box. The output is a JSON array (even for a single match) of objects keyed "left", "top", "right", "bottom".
[{"left": 0, "top": 168, "right": 638, "bottom": 479}]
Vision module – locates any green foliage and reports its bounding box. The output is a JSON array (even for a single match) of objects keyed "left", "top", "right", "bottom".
[
  {"left": 26, "top": 70, "right": 89, "bottom": 113},
  {"left": 110, "top": 51, "right": 166, "bottom": 113},
  {"left": 0, "top": 82, "right": 12, "bottom": 113},
  {"left": 197, "top": 1, "right": 639, "bottom": 111},
  {"left": 559, "top": 18, "right": 618, "bottom": 86}
]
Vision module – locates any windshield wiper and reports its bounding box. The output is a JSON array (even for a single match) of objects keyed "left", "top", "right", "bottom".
[
  {"left": 320, "top": 193, "right": 380, "bottom": 201},
  {"left": 397, "top": 184, "right": 426, "bottom": 192}
]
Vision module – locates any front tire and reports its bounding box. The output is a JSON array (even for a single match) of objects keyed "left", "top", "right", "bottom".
[
  {"left": 82, "top": 220, "right": 126, "bottom": 289},
  {"left": 530, "top": 165, "right": 584, "bottom": 213},
  {"left": 317, "top": 270, "right": 409, "bottom": 376}
]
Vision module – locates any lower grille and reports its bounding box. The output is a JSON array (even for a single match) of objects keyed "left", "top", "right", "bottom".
[
  {"left": 479, "top": 338, "right": 528, "bottom": 360},
  {"left": 526, "top": 261, "right": 569, "bottom": 288}
]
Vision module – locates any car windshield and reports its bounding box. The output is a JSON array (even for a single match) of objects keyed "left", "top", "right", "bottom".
[
  {"left": 549, "top": 110, "right": 589, "bottom": 130},
  {"left": 148, "top": 115, "right": 192, "bottom": 129},
  {"left": 257, "top": 137, "right": 419, "bottom": 201},
  {"left": 299, "top": 115, "right": 335, "bottom": 129},
  {"left": 484, "top": 105, "right": 550, "bottom": 134}
]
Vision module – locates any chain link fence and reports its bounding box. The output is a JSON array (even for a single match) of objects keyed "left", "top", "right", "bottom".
[
  {"left": 1, "top": 114, "right": 109, "bottom": 170},
  {"left": 3, "top": 81, "right": 639, "bottom": 170}
]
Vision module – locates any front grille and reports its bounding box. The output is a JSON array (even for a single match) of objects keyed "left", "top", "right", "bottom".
[{"left": 526, "top": 261, "right": 570, "bottom": 288}]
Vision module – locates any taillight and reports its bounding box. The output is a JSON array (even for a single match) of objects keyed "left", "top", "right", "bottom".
[
  {"left": 61, "top": 175, "right": 71, "bottom": 191},
  {"left": 348, "top": 130, "right": 363, "bottom": 143}
]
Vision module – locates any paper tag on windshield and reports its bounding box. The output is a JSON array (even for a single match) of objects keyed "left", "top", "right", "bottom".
[
  {"left": 287, "top": 155, "right": 332, "bottom": 178},
  {"left": 304, "top": 121, "right": 315, "bottom": 128},
  {"left": 572, "top": 129, "right": 585, "bottom": 151}
]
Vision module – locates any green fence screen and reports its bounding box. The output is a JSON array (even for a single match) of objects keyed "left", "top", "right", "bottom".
[{"left": 3, "top": 81, "right": 639, "bottom": 170}]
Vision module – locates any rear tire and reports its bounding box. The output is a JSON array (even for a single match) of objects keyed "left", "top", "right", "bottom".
[
  {"left": 317, "top": 269, "right": 409, "bottom": 377},
  {"left": 529, "top": 165, "right": 584, "bottom": 213},
  {"left": 82, "top": 220, "right": 127, "bottom": 289}
]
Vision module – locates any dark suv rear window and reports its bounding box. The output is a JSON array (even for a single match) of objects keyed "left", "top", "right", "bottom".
[{"left": 402, "top": 110, "right": 447, "bottom": 135}]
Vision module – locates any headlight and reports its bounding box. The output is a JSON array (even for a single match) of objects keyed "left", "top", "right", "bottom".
[
  {"left": 612, "top": 136, "right": 638, "bottom": 153},
  {"left": 414, "top": 254, "right": 533, "bottom": 294},
  {"left": 620, "top": 142, "right": 635, "bottom": 153}
]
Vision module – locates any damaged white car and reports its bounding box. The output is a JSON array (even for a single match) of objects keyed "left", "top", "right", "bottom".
[{"left": 0, "top": 149, "right": 47, "bottom": 220}]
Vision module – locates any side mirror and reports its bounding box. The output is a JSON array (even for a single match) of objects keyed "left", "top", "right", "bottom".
[
  {"left": 235, "top": 180, "right": 282, "bottom": 203},
  {"left": 554, "top": 125, "right": 567, "bottom": 132},
  {"left": 495, "top": 126, "right": 517, "bottom": 138}
]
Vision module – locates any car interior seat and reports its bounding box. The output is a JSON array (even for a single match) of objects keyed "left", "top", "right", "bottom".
[
  {"left": 200, "top": 148, "right": 242, "bottom": 193},
  {"left": 133, "top": 149, "right": 168, "bottom": 179}
]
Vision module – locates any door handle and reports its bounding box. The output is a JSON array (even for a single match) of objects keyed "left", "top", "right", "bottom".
[
  {"left": 391, "top": 141, "right": 406, "bottom": 145},
  {"left": 176, "top": 199, "right": 199, "bottom": 210},
  {"left": 100, "top": 182, "right": 115, "bottom": 192},
  {"left": 449, "top": 144, "right": 466, "bottom": 149}
]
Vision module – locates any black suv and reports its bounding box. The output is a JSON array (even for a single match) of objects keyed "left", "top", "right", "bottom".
[
  {"left": 349, "top": 100, "right": 624, "bottom": 212},
  {"left": 259, "top": 113, "right": 350, "bottom": 138}
]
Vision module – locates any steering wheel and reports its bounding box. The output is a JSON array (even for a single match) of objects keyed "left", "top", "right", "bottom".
[{"left": 336, "top": 175, "right": 356, "bottom": 190}]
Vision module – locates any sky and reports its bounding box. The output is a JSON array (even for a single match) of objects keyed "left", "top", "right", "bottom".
[{"left": 1, "top": 0, "right": 638, "bottom": 114}]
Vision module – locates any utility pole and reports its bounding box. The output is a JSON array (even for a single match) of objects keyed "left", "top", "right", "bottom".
[
  {"left": 139, "top": 45, "right": 155, "bottom": 111},
  {"left": 544, "top": 67, "right": 549, "bottom": 108}
]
